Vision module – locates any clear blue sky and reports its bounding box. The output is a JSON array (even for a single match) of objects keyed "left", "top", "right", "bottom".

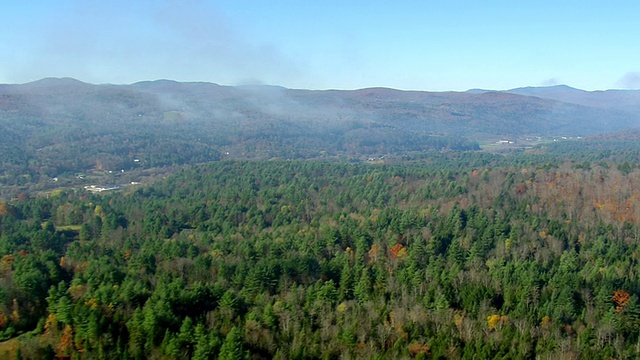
[{"left": 1, "top": 0, "right": 639, "bottom": 90}]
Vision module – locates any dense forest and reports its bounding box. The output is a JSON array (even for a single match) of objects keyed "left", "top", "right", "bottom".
[{"left": 1, "top": 145, "right": 640, "bottom": 359}]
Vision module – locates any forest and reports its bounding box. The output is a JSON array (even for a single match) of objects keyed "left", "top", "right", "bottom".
[{"left": 1, "top": 144, "right": 640, "bottom": 359}]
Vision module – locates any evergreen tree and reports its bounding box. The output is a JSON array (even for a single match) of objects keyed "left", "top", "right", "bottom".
[{"left": 218, "top": 327, "right": 244, "bottom": 360}]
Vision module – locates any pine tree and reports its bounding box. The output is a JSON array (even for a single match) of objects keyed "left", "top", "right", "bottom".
[
  {"left": 192, "top": 324, "right": 212, "bottom": 360},
  {"left": 218, "top": 327, "right": 244, "bottom": 360},
  {"left": 339, "top": 263, "right": 354, "bottom": 301},
  {"left": 354, "top": 268, "right": 372, "bottom": 304}
]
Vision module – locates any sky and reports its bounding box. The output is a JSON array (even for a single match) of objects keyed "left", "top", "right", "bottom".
[{"left": 1, "top": 0, "right": 639, "bottom": 91}]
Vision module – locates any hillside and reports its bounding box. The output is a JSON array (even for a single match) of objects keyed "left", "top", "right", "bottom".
[{"left": 1, "top": 78, "right": 639, "bottom": 194}]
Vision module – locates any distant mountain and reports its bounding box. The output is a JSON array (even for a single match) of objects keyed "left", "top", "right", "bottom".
[
  {"left": 465, "top": 89, "right": 492, "bottom": 94},
  {"left": 1, "top": 78, "right": 640, "bottom": 187},
  {"left": 507, "top": 84, "right": 584, "bottom": 95},
  {"left": 505, "top": 85, "right": 640, "bottom": 114}
]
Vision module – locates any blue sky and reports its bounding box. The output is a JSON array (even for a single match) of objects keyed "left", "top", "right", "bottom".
[{"left": 1, "top": 0, "right": 639, "bottom": 90}]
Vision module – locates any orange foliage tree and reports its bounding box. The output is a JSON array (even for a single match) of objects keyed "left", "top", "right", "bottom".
[
  {"left": 613, "top": 290, "right": 631, "bottom": 312},
  {"left": 59, "top": 325, "right": 74, "bottom": 355},
  {"left": 0, "top": 202, "right": 13, "bottom": 216},
  {"left": 0, "top": 312, "right": 7, "bottom": 329},
  {"left": 408, "top": 342, "right": 430, "bottom": 358},
  {"left": 389, "top": 244, "right": 406, "bottom": 259},
  {"left": 367, "top": 244, "right": 380, "bottom": 263}
]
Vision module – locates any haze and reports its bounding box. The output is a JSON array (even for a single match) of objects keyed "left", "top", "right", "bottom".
[{"left": 1, "top": 0, "right": 639, "bottom": 91}]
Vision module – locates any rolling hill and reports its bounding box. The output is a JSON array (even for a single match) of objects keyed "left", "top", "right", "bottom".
[{"left": 1, "top": 78, "right": 639, "bottom": 190}]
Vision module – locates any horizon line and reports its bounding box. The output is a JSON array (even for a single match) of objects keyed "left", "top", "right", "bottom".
[{"left": 4, "top": 76, "right": 639, "bottom": 93}]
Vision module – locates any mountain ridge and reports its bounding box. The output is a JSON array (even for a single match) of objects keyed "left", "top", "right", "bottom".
[
  {"left": 2, "top": 77, "right": 638, "bottom": 133},
  {"left": 1, "top": 77, "right": 639, "bottom": 188},
  {"left": 6, "top": 77, "right": 638, "bottom": 93}
]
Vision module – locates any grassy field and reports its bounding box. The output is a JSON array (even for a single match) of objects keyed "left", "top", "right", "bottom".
[
  {"left": 0, "top": 337, "right": 18, "bottom": 358},
  {"left": 0, "top": 333, "right": 59, "bottom": 358},
  {"left": 55, "top": 224, "right": 82, "bottom": 232}
]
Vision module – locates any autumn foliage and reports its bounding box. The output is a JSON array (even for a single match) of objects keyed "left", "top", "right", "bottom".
[
  {"left": 0, "top": 312, "right": 7, "bottom": 329},
  {"left": 408, "top": 342, "right": 430, "bottom": 357},
  {"left": 367, "top": 244, "right": 380, "bottom": 263},
  {"left": 44, "top": 313, "right": 58, "bottom": 335},
  {"left": 487, "top": 314, "right": 508, "bottom": 330},
  {"left": 389, "top": 244, "right": 407, "bottom": 259},
  {"left": 613, "top": 290, "right": 631, "bottom": 312},
  {"left": 0, "top": 202, "right": 13, "bottom": 216},
  {"left": 59, "top": 325, "right": 74, "bottom": 355}
]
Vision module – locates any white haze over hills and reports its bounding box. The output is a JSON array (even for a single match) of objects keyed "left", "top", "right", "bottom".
[{"left": 3, "top": 77, "right": 640, "bottom": 139}]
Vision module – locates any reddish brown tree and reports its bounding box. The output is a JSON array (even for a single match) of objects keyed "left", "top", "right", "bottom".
[{"left": 613, "top": 290, "right": 631, "bottom": 312}]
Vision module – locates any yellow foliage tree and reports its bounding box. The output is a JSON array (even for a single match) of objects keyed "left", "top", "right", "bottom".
[
  {"left": 44, "top": 313, "right": 58, "bottom": 334},
  {"left": 10, "top": 299, "right": 20, "bottom": 324},
  {"left": 487, "top": 314, "right": 501, "bottom": 330},
  {"left": 94, "top": 205, "right": 106, "bottom": 220},
  {"left": 85, "top": 298, "right": 99, "bottom": 310},
  {"left": 540, "top": 315, "right": 551, "bottom": 329},
  {"left": 0, "top": 255, "right": 14, "bottom": 275}
]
